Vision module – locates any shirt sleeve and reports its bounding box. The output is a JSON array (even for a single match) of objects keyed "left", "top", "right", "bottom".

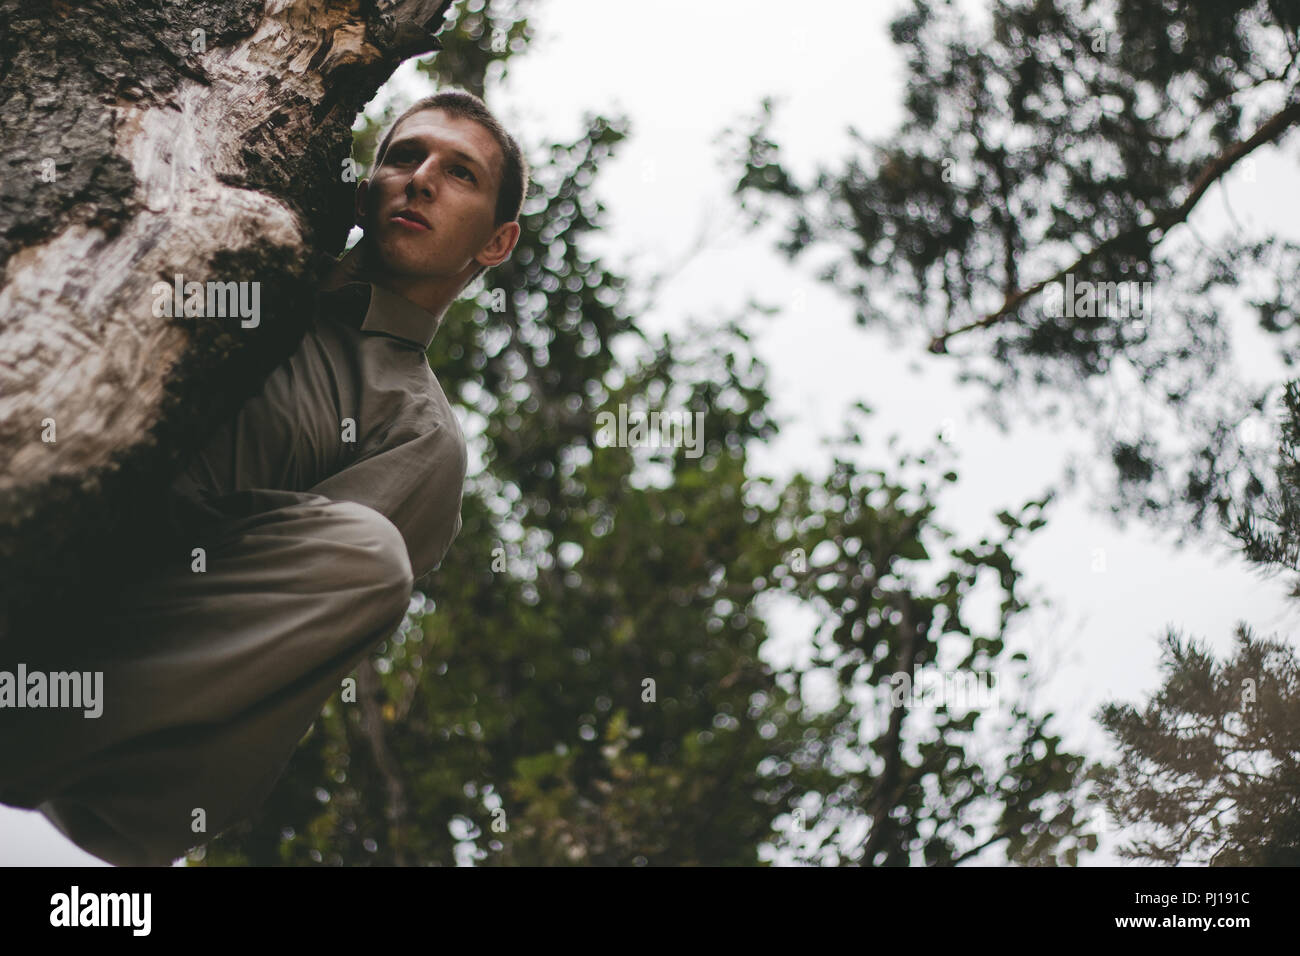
[
  {"left": 304, "top": 412, "right": 468, "bottom": 582},
  {"left": 159, "top": 316, "right": 467, "bottom": 584}
]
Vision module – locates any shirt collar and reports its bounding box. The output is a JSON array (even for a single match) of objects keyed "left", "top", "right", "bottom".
[
  {"left": 357, "top": 281, "right": 443, "bottom": 351},
  {"left": 321, "top": 246, "right": 446, "bottom": 351}
]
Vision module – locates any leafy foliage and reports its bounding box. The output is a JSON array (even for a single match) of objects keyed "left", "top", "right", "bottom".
[{"left": 728, "top": 0, "right": 1300, "bottom": 539}]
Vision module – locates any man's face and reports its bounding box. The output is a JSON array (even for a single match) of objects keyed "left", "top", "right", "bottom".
[{"left": 356, "top": 109, "right": 511, "bottom": 283}]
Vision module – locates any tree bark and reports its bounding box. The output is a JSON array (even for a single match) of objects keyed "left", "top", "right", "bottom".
[{"left": 0, "top": 0, "right": 454, "bottom": 633}]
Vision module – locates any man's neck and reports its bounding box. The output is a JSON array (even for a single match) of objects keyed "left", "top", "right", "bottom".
[{"left": 322, "top": 243, "right": 456, "bottom": 327}]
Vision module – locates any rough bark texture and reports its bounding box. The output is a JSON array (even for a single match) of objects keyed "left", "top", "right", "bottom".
[{"left": 0, "top": 0, "right": 454, "bottom": 635}]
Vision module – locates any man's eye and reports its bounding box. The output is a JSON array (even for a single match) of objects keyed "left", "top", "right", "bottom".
[{"left": 452, "top": 165, "right": 477, "bottom": 183}]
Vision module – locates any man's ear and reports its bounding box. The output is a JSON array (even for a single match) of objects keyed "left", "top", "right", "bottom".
[
  {"left": 475, "top": 221, "right": 521, "bottom": 272},
  {"left": 354, "top": 179, "right": 370, "bottom": 228}
]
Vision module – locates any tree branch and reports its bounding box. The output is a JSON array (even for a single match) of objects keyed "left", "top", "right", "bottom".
[
  {"left": 928, "top": 97, "right": 1300, "bottom": 353},
  {"left": 859, "top": 591, "right": 921, "bottom": 864},
  {"left": 358, "top": 657, "right": 411, "bottom": 866}
]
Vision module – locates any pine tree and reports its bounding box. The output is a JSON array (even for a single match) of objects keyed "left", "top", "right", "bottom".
[{"left": 1092, "top": 623, "right": 1300, "bottom": 865}]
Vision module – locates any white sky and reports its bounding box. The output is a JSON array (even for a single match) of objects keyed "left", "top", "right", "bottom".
[{"left": 5, "top": 0, "right": 1299, "bottom": 866}]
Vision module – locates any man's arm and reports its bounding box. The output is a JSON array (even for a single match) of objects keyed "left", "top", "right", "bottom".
[{"left": 305, "top": 414, "right": 467, "bottom": 582}]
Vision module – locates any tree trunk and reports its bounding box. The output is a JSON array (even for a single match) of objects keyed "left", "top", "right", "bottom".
[{"left": 0, "top": 0, "right": 454, "bottom": 634}]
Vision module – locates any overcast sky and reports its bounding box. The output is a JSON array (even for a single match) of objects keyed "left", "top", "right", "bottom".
[{"left": 5, "top": 0, "right": 1299, "bottom": 866}]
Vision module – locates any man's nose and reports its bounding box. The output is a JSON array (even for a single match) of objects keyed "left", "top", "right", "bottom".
[{"left": 407, "top": 157, "right": 439, "bottom": 198}]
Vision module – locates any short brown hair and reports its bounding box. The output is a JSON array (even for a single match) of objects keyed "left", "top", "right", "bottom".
[{"left": 372, "top": 90, "right": 530, "bottom": 285}]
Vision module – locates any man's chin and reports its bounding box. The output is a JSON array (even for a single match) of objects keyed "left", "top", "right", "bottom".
[{"left": 368, "top": 235, "right": 438, "bottom": 276}]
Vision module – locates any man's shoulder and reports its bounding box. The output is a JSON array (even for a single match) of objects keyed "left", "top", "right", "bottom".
[
  {"left": 395, "top": 361, "right": 467, "bottom": 463},
  {"left": 417, "top": 369, "right": 468, "bottom": 465}
]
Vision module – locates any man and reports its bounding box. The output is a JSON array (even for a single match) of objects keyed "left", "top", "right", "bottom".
[{"left": 0, "top": 90, "right": 528, "bottom": 866}]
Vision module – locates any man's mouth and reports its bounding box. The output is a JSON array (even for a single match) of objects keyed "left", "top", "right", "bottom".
[{"left": 391, "top": 210, "right": 431, "bottom": 231}]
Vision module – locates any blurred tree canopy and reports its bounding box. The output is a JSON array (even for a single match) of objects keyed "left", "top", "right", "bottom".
[
  {"left": 730, "top": 0, "right": 1300, "bottom": 542},
  {"left": 1093, "top": 379, "right": 1300, "bottom": 864},
  {"left": 728, "top": 0, "right": 1300, "bottom": 863},
  {"left": 190, "top": 0, "right": 1096, "bottom": 866}
]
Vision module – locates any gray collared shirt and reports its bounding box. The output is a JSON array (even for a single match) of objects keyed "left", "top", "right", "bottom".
[
  {"left": 167, "top": 279, "right": 467, "bottom": 581},
  {"left": 0, "top": 279, "right": 470, "bottom": 864}
]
